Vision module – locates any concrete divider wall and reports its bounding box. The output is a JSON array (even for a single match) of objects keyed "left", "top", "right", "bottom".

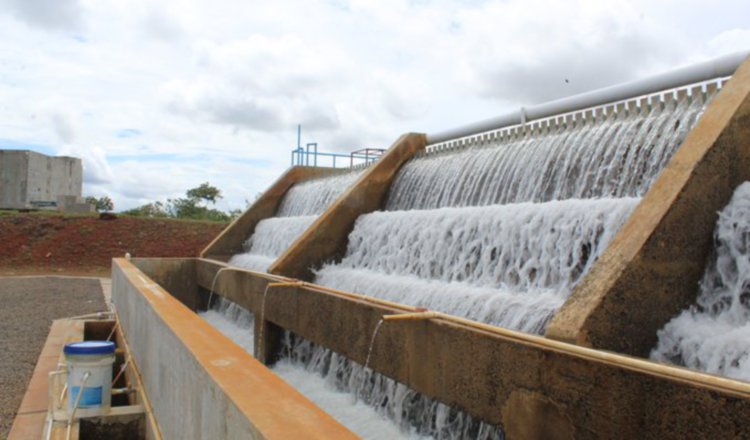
[
  {"left": 201, "top": 166, "right": 344, "bottom": 261},
  {"left": 112, "top": 258, "right": 356, "bottom": 440},
  {"left": 546, "top": 54, "right": 750, "bottom": 356},
  {"left": 190, "top": 258, "right": 750, "bottom": 438}
]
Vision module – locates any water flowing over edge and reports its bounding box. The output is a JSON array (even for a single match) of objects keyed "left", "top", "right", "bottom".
[
  {"left": 387, "top": 93, "right": 708, "bottom": 210},
  {"left": 317, "top": 197, "right": 638, "bottom": 334},
  {"left": 229, "top": 215, "right": 317, "bottom": 271},
  {"left": 652, "top": 182, "right": 750, "bottom": 382}
]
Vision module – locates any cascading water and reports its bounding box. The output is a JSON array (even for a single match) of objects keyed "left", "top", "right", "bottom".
[
  {"left": 199, "top": 299, "right": 497, "bottom": 439},
  {"left": 213, "top": 84, "right": 718, "bottom": 438},
  {"left": 387, "top": 95, "right": 706, "bottom": 210},
  {"left": 652, "top": 182, "right": 750, "bottom": 382},
  {"left": 317, "top": 198, "right": 637, "bottom": 333},
  {"left": 229, "top": 170, "right": 362, "bottom": 272},
  {"left": 277, "top": 334, "right": 503, "bottom": 440},
  {"left": 200, "top": 296, "right": 255, "bottom": 353},
  {"left": 317, "top": 89, "right": 715, "bottom": 334}
]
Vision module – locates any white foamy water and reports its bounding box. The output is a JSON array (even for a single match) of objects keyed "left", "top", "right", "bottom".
[
  {"left": 200, "top": 297, "right": 255, "bottom": 353},
  {"left": 317, "top": 198, "right": 638, "bottom": 333},
  {"left": 276, "top": 170, "right": 363, "bottom": 217},
  {"left": 278, "top": 335, "right": 502, "bottom": 440},
  {"left": 199, "top": 298, "right": 443, "bottom": 439},
  {"left": 388, "top": 94, "right": 708, "bottom": 210},
  {"left": 229, "top": 215, "right": 316, "bottom": 271},
  {"left": 652, "top": 182, "right": 750, "bottom": 382}
]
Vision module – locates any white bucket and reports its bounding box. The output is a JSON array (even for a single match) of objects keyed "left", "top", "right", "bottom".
[{"left": 64, "top": 341, "right": 116, "bottom": 415}]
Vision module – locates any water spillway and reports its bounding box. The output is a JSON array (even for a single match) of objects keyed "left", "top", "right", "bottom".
[
  {"left": 229, "top": 170, "right": 362, "bottom": 271},
  {"left": 110, "top": 51, "right": 750, "bottom": 440},
  {"left": 652, "top": 182, "right": 750, "bottom": 381},
  {"left": 316, "top": 89, "right": 714, "bottom": 334}
]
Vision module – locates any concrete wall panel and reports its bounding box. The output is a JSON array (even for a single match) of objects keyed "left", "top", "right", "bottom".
[{"left": 0, "top": 150, "right": 28, "bottom": 209}]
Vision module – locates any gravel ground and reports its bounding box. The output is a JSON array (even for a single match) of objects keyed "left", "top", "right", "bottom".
[{"left": 0, "top": 276, "right": 107, "bottom": 438}]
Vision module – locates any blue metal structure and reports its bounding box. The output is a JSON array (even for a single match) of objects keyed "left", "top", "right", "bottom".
[
  {"left": 290, "top": 125, "right": 384, "bottom": 168},
  {"left": 290, "top": 144, "right": 383, "bottom": 168}
]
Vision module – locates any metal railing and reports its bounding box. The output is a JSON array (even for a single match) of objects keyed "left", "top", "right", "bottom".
[{"left": 290, "top": 143, "right": 385, "bottom": 168}]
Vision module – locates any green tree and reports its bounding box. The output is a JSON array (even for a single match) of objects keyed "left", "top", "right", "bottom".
[
  {"left": 85, "top": 195, "right": 114, "bottom": 212},
  {"left": 186, "top": 182, "right": 222, "bottom": 205},
  {"left": 121, "top": 201, "right": 167, "bottom": 218},
  {"left": 124, "top": 183, "right": 231, "bottom": 222}
]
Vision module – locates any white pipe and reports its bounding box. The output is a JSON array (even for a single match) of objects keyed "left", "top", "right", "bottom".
[{"left": 426, "top": 50, "right": 750, "bottom": 145}]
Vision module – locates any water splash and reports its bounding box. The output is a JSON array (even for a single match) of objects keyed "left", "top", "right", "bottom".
[
  {"left": 652, "top": 182, "right": 750, "bottom": 381},
  {"left": 317, "top": 197, "right": 638, "bottom": 333},
  {"left": 278, "top": 334, "right": 503, "bottom": 440},
  {"left": 200, "top": 296, "right": 255, "bottom": 353}
]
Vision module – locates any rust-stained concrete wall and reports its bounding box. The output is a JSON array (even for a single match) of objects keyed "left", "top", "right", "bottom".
[
  {"left": 132, "top": 257, "right": 200, "bottom": 310},
  {"left": 269, "top": 133, "right": 426, "bottom": 280},
  {"left": 187, "top": 258, "right": 750, "bottom": 438},
  {"left": 112, "top": 258, "right": 356, "bottom": 440},
  {"left": 546, "top": 55, "right": 750, "bottom": 357},
  {"left": 201, "top": 166, "right": 343, "bottom": 261}
]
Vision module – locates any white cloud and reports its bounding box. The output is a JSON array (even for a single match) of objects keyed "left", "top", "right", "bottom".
[
  {"left": 0, "top": 0, "right": 84, "bottom": 31},
  {"left": 0, "top": 0, "right": 747, "bottom": 211},
  {"left": 57, "top": 144, "right": 114, "bottom": 185}
]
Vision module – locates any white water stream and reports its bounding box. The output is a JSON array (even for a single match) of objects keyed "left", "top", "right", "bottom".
[
  {"left": 388, "top": 95, "right": 706, "bottom": 210},
  {"left": 317, "top": 198, "right": 637, "bottom": 333},
  {"left": 652, "top": 182, "right": 750, "bottom": 382}
]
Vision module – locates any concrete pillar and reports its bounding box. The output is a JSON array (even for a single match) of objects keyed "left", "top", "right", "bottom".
[
  {"left": 269, "top": 133, "right": 427, "bottom": 280},
  {"left": 254, "top": 318, "right": 285, "bottom": 366},
  {"left": 201, "top": 166, "right": 343, "bottom": 261},
  {"left": 546, "top": 54, "right": 750, "bottom": 356}
]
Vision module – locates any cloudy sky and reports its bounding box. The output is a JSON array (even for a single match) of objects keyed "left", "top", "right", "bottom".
[{"left": 0, "top": 0, "right": 748, "bottom": 211}]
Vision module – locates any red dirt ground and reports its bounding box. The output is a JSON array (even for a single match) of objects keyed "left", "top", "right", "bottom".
[{"left": 0, "top": 213, "right": 226, "bottom": 277}]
